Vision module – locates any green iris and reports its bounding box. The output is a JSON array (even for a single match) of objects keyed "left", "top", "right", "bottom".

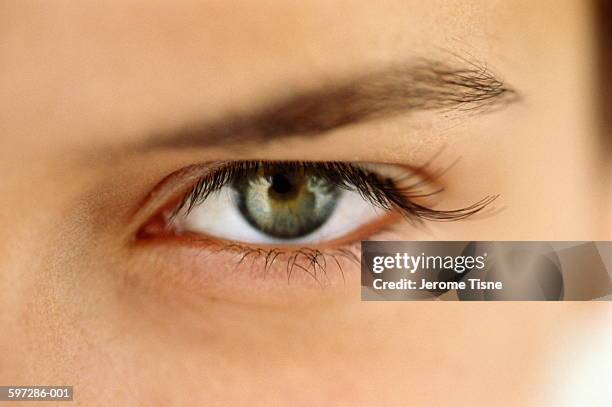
[{"left": 232, "top": 167, "right": 341, "bottom": 239}]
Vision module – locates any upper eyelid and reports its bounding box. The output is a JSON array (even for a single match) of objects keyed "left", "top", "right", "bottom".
[
  {"left": 130, "top": 160, "right": 427, "bottom": 237},
  {"left": 170, "top": 161, "right": 434, "bottom": 219}
]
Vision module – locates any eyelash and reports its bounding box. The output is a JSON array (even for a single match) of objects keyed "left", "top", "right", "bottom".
[
  {"left": 170, "top": 160, "right": 498, "bottom": 225},
  {"left": 205, "top": 242, "right": 363, "bottom": 286}
]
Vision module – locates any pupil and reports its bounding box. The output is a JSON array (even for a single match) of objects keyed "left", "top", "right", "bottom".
[{"left": 270, "top": 174, "right": 293, "bottom": 195}]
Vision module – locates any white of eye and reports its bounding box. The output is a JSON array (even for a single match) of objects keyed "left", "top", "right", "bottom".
[{"left": 171, "top": 187, "right": 385, "bottom": 245}]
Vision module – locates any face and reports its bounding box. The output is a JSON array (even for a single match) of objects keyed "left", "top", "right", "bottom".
[{"left": 0, "top": 0, "right": 610, "bottom": 405}]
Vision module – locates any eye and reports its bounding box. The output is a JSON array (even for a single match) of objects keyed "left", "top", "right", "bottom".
[
  {"left": 132, "top": 160, "right": 498, "bottom": 303},
  {"left": 171, "top": 164, "right": 386, "bottom": 245},
  {"left": 139, "top": 160, "right": 498, "bottom": 248}
]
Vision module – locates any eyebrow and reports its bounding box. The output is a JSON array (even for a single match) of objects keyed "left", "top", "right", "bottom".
[{"left": 141, "top": 58, "right": 518, "bottom": 149}]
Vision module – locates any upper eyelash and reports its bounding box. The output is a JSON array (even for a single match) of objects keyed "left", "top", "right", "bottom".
[{"left": 170, "top": 161, "right": 498, "bottom": 224}]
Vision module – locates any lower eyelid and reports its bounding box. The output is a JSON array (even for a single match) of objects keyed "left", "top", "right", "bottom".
[
  {"left": 130, "top": 238, "right": 361, "bottom": 305},
  {"left": 129, "top": 222, "right": 405, "bottom": 305}
]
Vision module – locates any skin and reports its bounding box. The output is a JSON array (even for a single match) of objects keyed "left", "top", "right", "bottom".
[{"left": 0, "top": 0, "right": 610, "bottom": 406}]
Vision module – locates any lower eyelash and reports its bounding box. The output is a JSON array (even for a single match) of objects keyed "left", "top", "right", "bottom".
[{"left": 204, "top": 241, "right": 361, "bottom": 286}]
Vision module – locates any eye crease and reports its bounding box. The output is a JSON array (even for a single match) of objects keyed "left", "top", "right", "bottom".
[{"left": 138, "top": 160, "right": 499, "bottom": 248}]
